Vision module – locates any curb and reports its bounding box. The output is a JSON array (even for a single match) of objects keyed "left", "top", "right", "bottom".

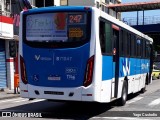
[
  {"left": 0, "top": 95, "right": 20, "bottom": 100},
  {"left": 0, "top": 92, "right": 20, "bottom": 100}
]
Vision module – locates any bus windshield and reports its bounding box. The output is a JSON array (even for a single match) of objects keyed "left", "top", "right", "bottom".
[{"left": 25, "top": 12, "right": 91, "bottom": 43}]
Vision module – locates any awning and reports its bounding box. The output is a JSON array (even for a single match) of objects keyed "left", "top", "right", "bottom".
[{"left": 0, "top": 16, "right": 13, "bottom": 40}]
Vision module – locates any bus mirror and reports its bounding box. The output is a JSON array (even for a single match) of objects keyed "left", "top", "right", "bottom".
[{"left": 9, "top": 41, "right": 17, "bottom": 57}]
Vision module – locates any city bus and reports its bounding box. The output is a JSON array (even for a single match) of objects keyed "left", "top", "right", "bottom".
[{"left": 19, "top": 6, "right": 153, "bottom": 105}]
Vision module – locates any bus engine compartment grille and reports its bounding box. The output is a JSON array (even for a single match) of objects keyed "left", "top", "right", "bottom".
[{"left": 44, "top": 91, "right": 64, "bottom": 95}]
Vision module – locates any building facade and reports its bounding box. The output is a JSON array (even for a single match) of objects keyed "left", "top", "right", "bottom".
[
  {"left": 0, "top": 0, "right": 14, "bottom": 90},
  {"left": 0, "top": 0, "right": 31, "bottom": 90},
  {"left": 29, "top": 0, "right": 121, "bottom": 19}
]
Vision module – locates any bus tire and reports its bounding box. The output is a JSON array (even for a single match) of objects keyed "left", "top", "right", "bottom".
[
  {"left": 140, "top": 76, "right": 147, "bottom": 93},
  {"left": 140, "top": 84, "right": 146, "bottom": 93},
  {"left": 118, "top": 80, "right": 128, "bottom": 106}
]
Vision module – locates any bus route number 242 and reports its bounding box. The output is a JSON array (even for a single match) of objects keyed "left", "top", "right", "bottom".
[{"left": 69, "top": 14, "right": 83, "bottom": 23}]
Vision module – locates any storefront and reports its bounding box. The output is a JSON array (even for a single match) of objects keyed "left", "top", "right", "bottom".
[
  {"left": 0, "top": 15, "right": 14, "bottom": 90},
  {"left": 0, "top": 40, "right": 7, "bottom": 88}
]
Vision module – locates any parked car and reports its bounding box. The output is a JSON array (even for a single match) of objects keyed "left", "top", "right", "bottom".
[{"left": 152, "top": 64, "right": 160, "bottom": 80}]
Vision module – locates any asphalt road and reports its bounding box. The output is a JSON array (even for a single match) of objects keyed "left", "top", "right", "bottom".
[{"left": 0, "top": 79, "right": 160, "bottom": 120}]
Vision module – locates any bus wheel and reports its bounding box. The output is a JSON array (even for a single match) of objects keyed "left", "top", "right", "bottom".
[
  {"left": 118, "top": 80, "right": 128, "bottom": 106},
  {"left": 140, "top": 84, "right": 146, "bottom": 93},
  {"left": 141, "top": 76, "right": 147, "bottom": 93}
]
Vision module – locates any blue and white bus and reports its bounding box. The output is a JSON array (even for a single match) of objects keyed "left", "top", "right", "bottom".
[{"left": 19, "top": 6, "right": 153, "bottom": 105}]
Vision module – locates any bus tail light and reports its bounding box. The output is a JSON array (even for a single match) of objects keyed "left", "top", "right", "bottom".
[
  {"left": 84, "top": 56, "right": 94, "bottom": 87},
  {"left": 20, "top": 55, "right": 28, "bottom": 84}
]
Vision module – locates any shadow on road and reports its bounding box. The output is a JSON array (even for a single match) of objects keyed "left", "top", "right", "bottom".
[
  {"left": 1, "top": 100, "right": 116, "bottom": 119},
  {"left": 1, "top": 93, "right": 142, "bottom": 119}
]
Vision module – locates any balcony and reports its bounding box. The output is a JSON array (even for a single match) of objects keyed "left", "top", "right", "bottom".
[{"left": 0, "top": 10, "right": 11, "bottom": 17}]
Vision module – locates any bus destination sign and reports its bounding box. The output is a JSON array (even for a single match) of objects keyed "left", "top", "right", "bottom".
[
  {"left": 68, "top": 14, "right": 86, "bottom": 24},
  {"left": 69, "top": 28, "right": 83, "bottom": 38}
]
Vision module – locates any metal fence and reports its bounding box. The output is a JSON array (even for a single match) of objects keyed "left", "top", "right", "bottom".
[{"left": 122, "top": 16, "right": 160, "bottom": 26}]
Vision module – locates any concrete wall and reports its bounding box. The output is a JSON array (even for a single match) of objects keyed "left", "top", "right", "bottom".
[{"left": 68, "top": 0, "right": 95, "bottom": 6}]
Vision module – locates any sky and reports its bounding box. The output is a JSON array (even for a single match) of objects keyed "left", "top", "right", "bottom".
[{"left": 122, "top": 0, "right": 160, "bottom": 19}]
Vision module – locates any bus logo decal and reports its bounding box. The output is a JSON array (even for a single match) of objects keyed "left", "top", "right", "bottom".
[
  {"left": 121, "top": 58, "right": 130, "bottom": 76},
  {"left": 34, "top": 55, "right": 52, "bottom": 61},
  {"left": 35, "top": 55, "right": 40, "bottom": 61}
]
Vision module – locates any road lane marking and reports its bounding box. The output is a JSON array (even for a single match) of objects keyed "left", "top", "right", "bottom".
[
  {"left": 127, "top": 96, "right": 143, "bottom": 104},
  {"left": 0, "top": 98, "right": 25, "bottom": 103},
  {"left": 30, "top": 99, "right": 45, "bottom": 103},
  {"left": 0, "top": 98, "right": 45, "bottom": 104},
  {"left": 14, "top": 99, "right": 29, "bottom": 103},
  {"left": 148, "top": 98, "right": 160, "bottom": 106}
]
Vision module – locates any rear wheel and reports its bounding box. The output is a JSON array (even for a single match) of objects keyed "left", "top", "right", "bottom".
[
  {"left": 141, "top": 75, "right": 148, "bottom": 93},
  {"left": 140, "top": 84, "right": 146, "bottom": 93},
  {"left": 118, "top": 80, "right": 128, "bottom": 106}
]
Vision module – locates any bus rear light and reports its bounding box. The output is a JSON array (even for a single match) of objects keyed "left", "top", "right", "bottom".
[
  {"left": 20, "top": 55, "right": 28, "bottom": 84},
  {"left": 84, "top": 56, "right": 94, "bottom": 87}
]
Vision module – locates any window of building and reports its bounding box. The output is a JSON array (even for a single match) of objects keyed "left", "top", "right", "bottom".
[
  {"left": 45, "top": 0, "right": 54, "bottom": 7},
  {"left": 35, "top": 0, "right": 54, "bottom": 7},
  {"left": 105, "top": 0, "right": 109, "bottom": 4},
  {"left": 96, "top": 2, "right": 99, "bottom": 8},
  {"left": 60, "top": 0, "right": 68, "bottom": 6},
  {"left": 0, "top": 0, "right": 12, "bottom": 16},
  {"left": 101, "top": 5, "right": 105, "bottom": 11},
  {"left": 105, "top": 6, "right": 108, "bottom": 13},
  {"left": 0, "top": 0, "right": 2, "bottom": 12}
]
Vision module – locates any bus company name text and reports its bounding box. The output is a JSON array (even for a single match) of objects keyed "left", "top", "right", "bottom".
[{"left": 2, "top": 112, "right": 42, "bottom": 118}]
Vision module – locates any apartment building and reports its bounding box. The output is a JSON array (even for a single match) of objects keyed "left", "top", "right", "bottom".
[{"left": 29, "top": 0, "right": 121, "bottom": 19}]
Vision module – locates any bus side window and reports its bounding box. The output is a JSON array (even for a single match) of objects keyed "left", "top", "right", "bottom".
[
  {"left": 120, "top": 30, "right": 124, "bottom": 56},
  {"left": 99, "top": 20, "right": 112, "bottom": 54},
  {"left": 146, "top": 41, "right": 150, "bottom": 58},
  {"left": 126, "top": 33, "right": 131, "bottom": 57},
  {"left": 131, "top": 34, "right": 134, "bottom": 57},
  {"left": 123, "top": 30, "right": 127, "bottom": 56},
  {"left": 136, "top": 38, "right": 141, "bottom": 57},
  {"left": 142, "top": 39, "right": 145, "bottom": 58},
  {"left": 99, "top": 21, "right": 106, "bottom": 53}
]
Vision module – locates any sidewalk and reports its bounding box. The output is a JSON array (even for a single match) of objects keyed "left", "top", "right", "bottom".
[{"left": 0, "top": 88, "right": 20, "bottom": 100}]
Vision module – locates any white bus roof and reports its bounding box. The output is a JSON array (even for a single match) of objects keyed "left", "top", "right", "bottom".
[{"left": 93, "top": 7, "right": 153, "bottom": 43}]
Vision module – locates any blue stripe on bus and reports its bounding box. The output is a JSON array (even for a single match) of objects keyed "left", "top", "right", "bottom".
[
  {"left": 119, "top": 57, "right": 150, "bottom": 77},
  {"left": 102, "top": 56, "right": 150, "bottom": 81}
]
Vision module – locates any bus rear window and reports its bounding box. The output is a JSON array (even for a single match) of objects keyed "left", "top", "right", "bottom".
[{"left": 25, "top": 12, "right": 90, "bottom": 43}]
